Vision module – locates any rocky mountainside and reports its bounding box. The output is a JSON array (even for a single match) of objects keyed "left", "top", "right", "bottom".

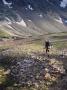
[{"left": 0, "top": 0, "right": 67, "bottom": 38}]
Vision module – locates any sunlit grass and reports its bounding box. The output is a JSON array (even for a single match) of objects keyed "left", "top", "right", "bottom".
[
  {"left": 0, "top": 40, "right": 44, "bottom": 57},
  {"left": 0, "top": 67, "right": 7, "bottom": 84},
  {"left": 0, "top": 30, "right": 10, "bottom": 38},
  {"left": 53, "top": 41, "right": 67, "bottom": 49},
  {"left": 16, "top": 43, "right": 43, "bottom": 54}
]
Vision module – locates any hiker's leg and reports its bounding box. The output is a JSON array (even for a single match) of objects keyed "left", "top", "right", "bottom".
[
  {"left": 46, "top": 48, "right": 48, "bottom": 53},
  {"left": 46, "top": 48, "right": 50, "bottom": 57},
  {"left": 47, "top": 49, "right": 50, "bottom": 57},
  {"left": 48, "top": 49, "right": 49, "bottom": 52}
]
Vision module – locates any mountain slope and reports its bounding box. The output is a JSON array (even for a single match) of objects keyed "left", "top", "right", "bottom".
[{"left": 0, "top": 0, "right": 67, "bottom": 38}]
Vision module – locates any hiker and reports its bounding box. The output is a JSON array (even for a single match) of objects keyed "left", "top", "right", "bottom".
[{"left": 45, "top": 40, "right": 50, "bottom": 54}]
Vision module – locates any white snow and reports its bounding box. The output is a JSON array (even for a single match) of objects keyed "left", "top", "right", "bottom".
[
  {"left": 5, "top": 17, "right": 12, "bottom": 24},
  {"left": 54, "top": 17, "right": 63, "bottom": 24},
  {"left": 16, "top": 14, "right": 27, "bottom": 27},
  {"left": 7, "top": 25, "right": 13, "bottom": 29},
  {"left": 28, "top": 20, "right": 32, "bottom": 22},
  {"left": 38, "top": 14, "right": 43, "bottom": 18},
  {"left": 60, "top": 0, "right": 67, "bottom": 8},
  {"left": 2, "top": 0, "right": 12, "bottom": 8},
  {"left": 16, "top": 19, "right": 27, "bottom": 27},
  {"left": 28, "top": 5, "right": 34, "bottom": 10}
]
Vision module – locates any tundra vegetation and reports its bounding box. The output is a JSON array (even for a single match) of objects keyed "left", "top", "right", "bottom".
[{"left": 0, "top": 32, "right": 67, "bottom": 90}]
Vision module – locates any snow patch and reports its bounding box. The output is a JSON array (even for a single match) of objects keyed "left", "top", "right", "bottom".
[
  {"left": 2, "top": 0, "right": 12, "bottom": 8},
  {"left": 28, "top": 20, "right": 32, "bottom": 22},
  {"left": 28, "top": 5, "right": 34, "bottom": 10},
  {"left": 7, "top": 25, "right": 13, "bottom": 29},
  {"left": 54, "top": 17, "right": 63, "bottom": 24},
  {"left": 16, "top": 19, "right": 27, "bottom": 27},
  {"left": 60, "top": 0, "right": 67, "bottom": 8},
  {"left": 38, "top": 14, "right": 43, "bottom": 18},
  {"left": 5, "top": 17, "right": 12, "bottom": 24}
]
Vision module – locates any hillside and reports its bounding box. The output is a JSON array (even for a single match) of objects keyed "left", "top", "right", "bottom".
[{"left": 0, "top": 0, "right": 67, "bottom": 39}]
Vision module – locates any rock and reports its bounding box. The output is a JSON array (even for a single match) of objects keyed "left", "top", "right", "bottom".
[
  {"left": 33, "top": 83, "right": 39, "bottom": 88},
  {"left": 49, "top": 59, "right": 57, "bottom": 65},
  {"left": 45, "top": 68, "right": 49, "bottom": 72},
  {"left": 44, "top": 73, "right": 51, "bottom": 80},
  {"left": 4, "top": 69, "right": 10, "bottom": 75}
]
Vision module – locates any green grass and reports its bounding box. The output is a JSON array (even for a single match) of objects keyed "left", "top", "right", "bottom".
[
  {"left": 53, "top": 41, "right": 67, "bottom": 49},
  {"left": 0, "top": 66, "right": 7, "bottom": 84},
  {"left": 0, "top": 39, "right": 66, "bottom": 90},
  {"left": 0, "top": 30, "right": 10, "bottom": 38}
]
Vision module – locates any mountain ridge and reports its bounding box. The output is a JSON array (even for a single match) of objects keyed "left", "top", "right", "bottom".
[{"left": 0, "top": 0, "right": 67, "bottom": 38}]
